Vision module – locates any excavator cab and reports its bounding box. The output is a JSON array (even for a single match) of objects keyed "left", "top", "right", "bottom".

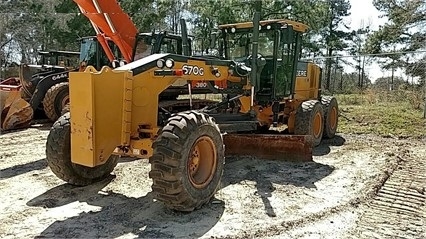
[
  {"left": 78, "top": 33, "right": 193, "bottom": 69},
  {"left": 78, "top": 36, "right": 114, "bottom": 71},
  {"left": 133, "top": 32, "right": 192, "bottom": 61}
]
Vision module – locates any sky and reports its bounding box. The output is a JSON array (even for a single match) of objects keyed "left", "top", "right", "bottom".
[
  {"left": 344, "top": 0, "right": 400, "bottom": 82},
  {"left": 347, "top": 0, "right": 385, "bottom": 31}
]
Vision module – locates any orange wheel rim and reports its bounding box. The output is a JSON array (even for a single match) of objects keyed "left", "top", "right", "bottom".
[
  {"left": 313, "top": 112, "right": 322, "bottom": 138},
  {"left": 329, "top": 107, "right": 337, "bottom": 130},
  {"left": 188, "top": 136, "right": 217, "bottom": 189}
]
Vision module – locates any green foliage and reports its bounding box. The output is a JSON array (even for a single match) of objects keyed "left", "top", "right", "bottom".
[
  {"left": 325, "top": 69, "right": 372, "bottom": 94},
  {"left": 372, "top": 76, "right": 407, "bottom": 91},
  {"left": 366, "top": 0, "right": 426, "bottom": 81},
  {"left": 318, "top": 0, "right": 354, "bottom": 90},
  {"left": 119, "top": 0, "right": 171, "bottom": 32},
  {"left": 336, "top": 91, "right": 426, "bottom": 138}
]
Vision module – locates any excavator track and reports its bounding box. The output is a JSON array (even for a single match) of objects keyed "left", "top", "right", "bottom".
[{"left": 357, "top": 156, "right": 426, "bottom": 238}]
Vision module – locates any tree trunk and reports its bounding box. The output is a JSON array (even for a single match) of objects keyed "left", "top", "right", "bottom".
[
  {"left": 325, "top": 47, "right": 333, "bottom": 90},
  {"left": 358, "top": 56, "right": 362, "bottom": 88},
  {"left": 361, "top": 55, "right": 365, "bottom": 89}
]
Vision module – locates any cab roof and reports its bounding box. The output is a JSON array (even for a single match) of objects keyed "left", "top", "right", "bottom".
[{"left": 218, "top": 19, "right": 308, "bottom": 33}]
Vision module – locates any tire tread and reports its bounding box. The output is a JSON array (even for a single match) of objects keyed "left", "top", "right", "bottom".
[
  {"left": 43, "top": 82, "right": 69, "bottom": 122},
  {"left": 149, "top": 111, "right": 224, "bottom": 211}
]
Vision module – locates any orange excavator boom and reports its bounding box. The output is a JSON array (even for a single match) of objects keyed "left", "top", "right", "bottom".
[{"left": 74, "top": 0, "right": 138, "bottom": 63}]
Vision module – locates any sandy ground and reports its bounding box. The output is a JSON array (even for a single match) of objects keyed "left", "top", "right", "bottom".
[{"left": 0, "top": 123, "right": 425, "bottom": 239}]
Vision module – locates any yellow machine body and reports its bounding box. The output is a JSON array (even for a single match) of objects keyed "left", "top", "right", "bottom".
[
  {"left": 68, "top": 66, "right": 133, "bottom": 167},
  {"left": 46, "top": 15, "right": 339, "bottom": 213},
  {"left": 294, "top": 63, "right": 322, "bottom": 100}
]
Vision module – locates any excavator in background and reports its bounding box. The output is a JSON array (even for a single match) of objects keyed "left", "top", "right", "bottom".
[
  {"left": 45, "top": 11, "right": 339, "bottom": 212},
  {"left": 0, "top": 0, "right": 194, "bottom": 131}
]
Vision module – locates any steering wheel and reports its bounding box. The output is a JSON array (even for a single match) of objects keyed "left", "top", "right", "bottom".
[
  {"left": 231, "top": 53, "right": 266, "bottom": 77},
  {"left": 245, "top": 53, "right": 265, "bottom": 67}
]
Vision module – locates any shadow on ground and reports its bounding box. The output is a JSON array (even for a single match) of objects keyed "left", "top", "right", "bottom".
[
  {"left": 220, "top": 156, "right": 335, "bottom": 217},
  {"left": 0, "top": 122, "right": 52, "bottom": 135},
  {"left": 313, "top": 135, "right": 346, "bottom": 156},
  {"left": 27, "top": 176, "right": 225, "bottom": 238},
  {"left": 0, "top": 158, "right": 47, "bottom": 179},
  {"left": 27, "top": 138, "right": 337, "bottom": 238}
]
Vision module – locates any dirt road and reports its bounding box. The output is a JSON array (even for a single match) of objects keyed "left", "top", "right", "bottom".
[{"left": 0, "top": 123, "right": 424, "bottom": 238}]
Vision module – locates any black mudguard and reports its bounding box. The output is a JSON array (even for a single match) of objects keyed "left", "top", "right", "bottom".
[
  {"left": 20, "top": 64, "right": 68, "bottom": 97},
  {"left": 29, "top": 69, "right": 76, "bottom": 111}
]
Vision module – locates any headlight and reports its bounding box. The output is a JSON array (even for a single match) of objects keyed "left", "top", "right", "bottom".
[
  {"left": 231, "top": 27, "right": 236, "bottom": 33},
  {"left": 165, "top": 58, "right": 174, "bottom": 68},
  {"left": 112, "top": 60, "right": 119, "bottom": 68},
  {"left": 156, "top": 59, "right": 165, "bottom": 68}
]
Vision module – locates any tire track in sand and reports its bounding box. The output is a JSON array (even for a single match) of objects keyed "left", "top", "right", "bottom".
[{"left": 357, "top": 154, "right": 426, "bottom": 238}]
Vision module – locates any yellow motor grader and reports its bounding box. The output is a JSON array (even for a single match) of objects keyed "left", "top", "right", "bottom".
[{"left": 45, "top": 13, "right": 339, "bottom": 212}]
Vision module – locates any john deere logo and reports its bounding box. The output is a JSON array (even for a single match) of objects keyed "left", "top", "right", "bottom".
[{"left": 52, "top": 73, "right": 68, "bottom": 81}]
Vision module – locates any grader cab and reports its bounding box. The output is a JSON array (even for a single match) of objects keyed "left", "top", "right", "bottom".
[{"left": 45, "top": 13, "right": 339, "bottom": 212}]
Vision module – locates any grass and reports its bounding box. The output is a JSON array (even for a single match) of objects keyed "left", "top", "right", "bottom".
[{"left": 335, "top": 90, "right": 426, "bottom": 139}]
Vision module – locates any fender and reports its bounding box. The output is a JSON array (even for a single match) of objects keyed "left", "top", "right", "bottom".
[
  {"left": 21, "top": 65, "right": 68, "bottom": 98},
  {"left": 29, "top": 69, "right": 77, "bottom": 110}
]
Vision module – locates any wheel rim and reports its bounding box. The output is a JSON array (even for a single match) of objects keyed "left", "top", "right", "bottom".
[
  {"left": 329, "top": 106, "right": 337, "bottom": 130},
  {"left": 188, "top": 136, "right": 217, "bottom": 189},
  {"left": 61, "top": 95, "right": 70, "bottom": 109},
  {"left": 313, "top": 111, "right": 322, "bottom": 138}
]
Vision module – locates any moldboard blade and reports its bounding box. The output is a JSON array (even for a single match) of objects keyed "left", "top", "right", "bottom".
[{"left": 223, "top": 134, "right": 314, "bottom": 161}]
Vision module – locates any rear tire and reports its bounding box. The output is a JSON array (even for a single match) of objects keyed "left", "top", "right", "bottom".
[
  {"left": 46, "top": 112, "right": 119, "bottom": 186},
  {"left": 321, "top": 96, "right": 339, "bottom": 139},
  {"left": 149, "top": 111, "right": 225, "bottom": 211},
  {"left": 294, "top": 100, "right": 324, "bottom": 147},
  {"left": 43, "top": 82, "right": 69, "bottom": 122}
]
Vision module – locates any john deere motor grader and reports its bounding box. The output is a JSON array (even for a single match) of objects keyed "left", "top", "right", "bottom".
[{"left": 45, "top": 13, "right": 339, "bottom": 212}]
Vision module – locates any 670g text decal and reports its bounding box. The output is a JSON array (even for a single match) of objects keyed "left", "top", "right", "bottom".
[{"left": 182, "top": 65, "right": 204, "bottom": 76}]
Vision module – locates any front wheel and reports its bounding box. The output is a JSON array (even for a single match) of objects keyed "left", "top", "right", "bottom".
[
  {"left": 149, "top": 111, "right": 225, "bottom": 211},
  {"left": 45, "top": 112, "right": 119, "bottom": 186}
]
